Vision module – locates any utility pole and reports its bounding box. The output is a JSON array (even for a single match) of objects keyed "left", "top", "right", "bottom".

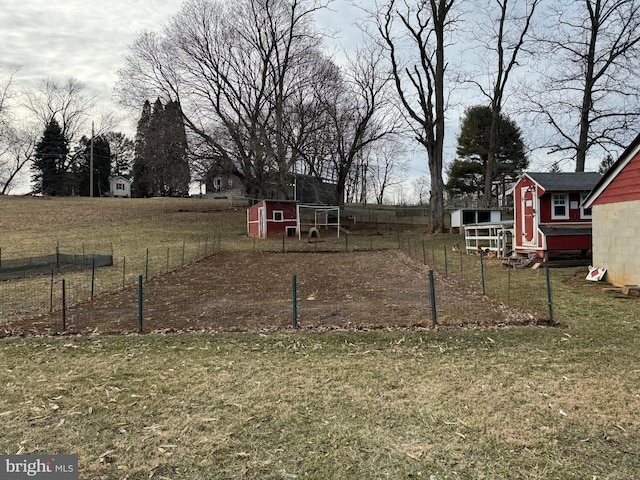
[{"left": 90, "top": 121, "right": 94, "bottom": 198}]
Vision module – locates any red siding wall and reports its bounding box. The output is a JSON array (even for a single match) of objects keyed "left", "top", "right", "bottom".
[{"left": 593, "top": 152, "right": 640, "bottom": 205}]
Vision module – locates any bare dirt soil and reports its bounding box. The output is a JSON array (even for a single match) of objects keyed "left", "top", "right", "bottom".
[{"left": 4, "top": 250, "right": 544, "bottom": 337}]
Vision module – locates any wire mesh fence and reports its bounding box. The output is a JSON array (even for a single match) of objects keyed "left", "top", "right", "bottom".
[
  {"left": 0, "top": 244, "right": 113, "bottom": 281},
  {"left": 399, "top": 234, "right": 553, "bottom": 320},
  {"left": 0, "top": 237, "right": 219, "bottom": 325},
  {"left": 0, "top": 229, "right": 555, "bottom": 335}
]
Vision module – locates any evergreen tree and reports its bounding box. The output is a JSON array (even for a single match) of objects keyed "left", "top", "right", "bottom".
[
  {"left": 132, "top": 100, "right": 152, "bottom": 197},
  {"left": 446, "top": 106, "right": 527, "bottom": 205},
  {"left": 163, "top": 100, "right": 190, "bottom": 196},
  {"left": 598, "top": 154, "right": 614, "bottom": 175},
  {"left": 73, "top": 135, "right": 111, "bottom": 196},
  {"left": 32, "top": 118, "right": 70, "bottom": 196},
  {"left": 132, "top": 98, "right": 190, "bottom": 197}
]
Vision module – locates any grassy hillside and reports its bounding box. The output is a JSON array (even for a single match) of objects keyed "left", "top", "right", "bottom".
[
  {"left": 0, "top": 196, "right": 639, "bottom": 479},
  {"left": 0, "top": 196, "right": 247, "bottom": 258}
]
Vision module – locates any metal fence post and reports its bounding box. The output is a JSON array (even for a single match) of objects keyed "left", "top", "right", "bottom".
[
  {"left": 91, "top": 258, "right": 96, "bottom": 300},
  {"left": 138, "top": 275, "right": 144, "bottom": 333},
  {"left": 480, "top": 253, "right": 486, "bottom": 295},
  {"left": 429, "top": 270, "right": 437, "bottom": 327},
  {"left": 546, "top": 267, "right": 554, "bottom": 323},
  {"left": 50, "top": 268, "right": 54, "bottom": 313},
  {"left": 62, "top": 279, "right": 66, "bottom": 331},
  {"left": 292, "top": 274, "right": 298, "bottom": 328}
]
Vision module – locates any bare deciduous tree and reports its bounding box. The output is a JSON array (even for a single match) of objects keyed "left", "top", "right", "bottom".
[
  {"left": 464, "top": 0, "right": 540, "bottom": 206},
  {"left": 366, "top": 139, "right": 408, "bottom": 204},
  {"left": 22, "top": 77, "right": 99, "bottom": 142},
  {"left": 0, "top": 124, "right": 37, "bottom": 194},
  {"left": 0, "top": 64, "right": 35, "bottom": 194},
  {"left": 376, "top": 0, "right": 456, "bottom": 232},
  {"left": 117, "top": 0, "right": 330, "bottom": 199},
  {"left": 527, "top": 0, "right": 640, "bottom": 172}
]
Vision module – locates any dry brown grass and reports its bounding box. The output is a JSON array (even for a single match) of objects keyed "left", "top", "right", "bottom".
[{"left": 1, "top": 197, "right": 639, "bottom": 479}]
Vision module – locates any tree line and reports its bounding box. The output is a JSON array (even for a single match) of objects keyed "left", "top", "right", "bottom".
[
  {"left": 2, "top": 0, "right": 638, "bottom": 230},
  {"left": 0, "top": 75, "right": 135, "bottom": 197}
]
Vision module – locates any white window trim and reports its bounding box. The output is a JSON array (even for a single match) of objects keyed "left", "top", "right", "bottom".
[
  {"left": 580, "top": 192, "right": 592, "bottom": 219},
  {"left": 551, "top": 193, "right": 569, "bottom": 220},
  {"left": 273, "top": 210, "right": 284, "bottom": 221}
]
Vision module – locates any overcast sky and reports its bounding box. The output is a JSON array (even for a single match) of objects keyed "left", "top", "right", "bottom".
[{"left": 1, "top": 0, "right": 363, "bottom": 130}]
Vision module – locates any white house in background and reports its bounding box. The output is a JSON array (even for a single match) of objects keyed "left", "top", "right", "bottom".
[{"left": 109, "top": 176, "right": 131, "bottom": 198}]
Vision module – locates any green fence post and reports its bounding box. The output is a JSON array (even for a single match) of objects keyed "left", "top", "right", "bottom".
[
  {"left": 166, "top": 247, "right": 170, "bottom": 271},
  {"left": 50, "top": 269, "right": 54, "bottom": 313},
  {"left": 138, "top": 275, "right": 143, "bottom": 333},
  {"left": 182, "top": 241, "right": 185, "bottom": 267},
  {"left": 429, "top": 270, "right": 437, "bottom": 327},
  {"left": 91, "top": 258, "right": 96, "bottom": 300},
  {"left": 122, "top": 257, "right": 126, "bottom": 289},
  {"left": 546, "top": 267, "right": 554, "bottom": 323},
  {"left": 282, "top": 234, "right": 286, "bottom": 253},
  {"left": 62, "top": 279, "right": 66, "bottom": 331},
  {"left": 480, "top": 253, "right": 486, "bottom": 295},
  {"left": 292, "top": 274, "right": 298, "bottom": 328},
  {"left": 507, "top": 266, "right": 511, "bottom": 305},
  {"left": 345, "top": 233, "right": 349, "bottom": 252},
  {"left": 205, "top": 237, "right": 209, "bottom": 256},
  {"left": 56, "top": 241, "right": 60, "bottom": 272}
]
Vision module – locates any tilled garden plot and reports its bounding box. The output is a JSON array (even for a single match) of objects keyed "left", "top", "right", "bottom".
[{"left": 3, "top": 250, "right": 542, "bottom": 336}]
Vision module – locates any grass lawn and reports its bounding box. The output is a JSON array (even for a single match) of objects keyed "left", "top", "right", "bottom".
[{"left": 0, "top": 197, "right": 639, "bottom": 479}]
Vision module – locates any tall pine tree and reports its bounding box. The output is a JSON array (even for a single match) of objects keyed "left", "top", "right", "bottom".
[
  {"left": 132, "top": 98, "right": 190, "bottom": 197},
  {"left": 32, "top": 118, "right": 70, "bottom": 196},
  {"left": 133, "top": 100, "right": 152, "bottom": 197},
  {"left": 446, "top": 106, "right": 527, "bottom": 205}
]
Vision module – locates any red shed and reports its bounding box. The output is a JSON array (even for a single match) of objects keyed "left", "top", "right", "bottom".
[
  {"left": 247, "top": 200, "right": 298, "bottom": 239},
  {"left": 512, "top": 172, "right": 602, "bottom": 260}
]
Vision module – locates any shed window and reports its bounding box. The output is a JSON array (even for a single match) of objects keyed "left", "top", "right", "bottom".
[
  {"left": 116, "top": 182, "right": 125, "bottom": 190},
  {"left": 580, "top": 193, "right": 592, "bottom": 219},
  {"left": 552, "top": 194, "right": 569, "bottom": 219},
  {"left": 273, "top": 211, "right": 284, "bottom": 221}
]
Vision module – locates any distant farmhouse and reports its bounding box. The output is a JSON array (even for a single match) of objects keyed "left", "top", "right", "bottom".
[{"left": 202, "top": 171, "right": 339, "bottom": 205}]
